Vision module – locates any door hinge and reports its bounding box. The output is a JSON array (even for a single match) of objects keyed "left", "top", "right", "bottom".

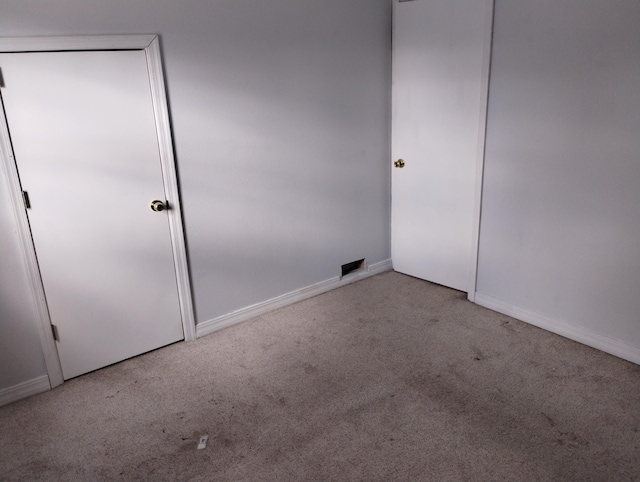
[
  {"left": 22, "top": 191, "right": 31, "bottom": 209},
  {"left": 51, "top": 324, "right": 60, "bottom": 341}
]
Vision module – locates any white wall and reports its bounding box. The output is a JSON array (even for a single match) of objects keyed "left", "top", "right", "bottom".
[
  {"left": 477, "top": 0, "right": 640, "bottom": 360},
  {"left": 0, "top": 167, "right": 48, "bottom": 388},
  {"left": 0, "top": 0, "right": 392, "bottom": 391}
]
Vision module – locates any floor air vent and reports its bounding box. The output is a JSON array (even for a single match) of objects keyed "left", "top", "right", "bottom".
[{"left": 341, "top": 259, "right": 365, "bottom": 278}]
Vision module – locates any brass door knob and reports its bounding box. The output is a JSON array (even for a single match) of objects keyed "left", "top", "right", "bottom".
[
  {"left": 150, "top": 200, "right": 166, "bottom": 212},
  {"left": 394, "top": 159, "right": 405, "bottom": 168}
]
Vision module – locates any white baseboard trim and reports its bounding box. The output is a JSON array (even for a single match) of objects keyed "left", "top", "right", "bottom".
[
  {"left": 474, "top": 293, "right": 640, "bottom": 365},
  {"left": 0, "top": 375, "right": 50, "bottom": 407},
  {"left": 197, "top": 259, "right": 393, "bottom": 338}
]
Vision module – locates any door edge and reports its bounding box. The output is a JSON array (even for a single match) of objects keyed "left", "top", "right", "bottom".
[
  {"left": 144, "top": 37, "right": 197, "bottom": 342},
  {"left": 468, "top": 0, "right": 495, "bottom": 302}
]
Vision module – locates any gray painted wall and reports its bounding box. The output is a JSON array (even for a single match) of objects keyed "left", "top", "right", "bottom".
[
  {"left": 0, "top": 0, "right": 392, "bottom": 390},
  {"left": 478, "top": 1, "right": 640, "bottom": 348}
]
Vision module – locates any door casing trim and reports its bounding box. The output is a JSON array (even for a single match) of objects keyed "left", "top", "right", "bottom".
[{"left": 0, "top": 35, "right": 196, "bottom": 388}]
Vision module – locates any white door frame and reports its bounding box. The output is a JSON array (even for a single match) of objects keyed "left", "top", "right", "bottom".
[{"left": 0, "top": 35, "right": 196, "bottom": 388}]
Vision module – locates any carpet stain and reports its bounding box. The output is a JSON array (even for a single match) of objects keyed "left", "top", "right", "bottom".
[
  {"left": 500, "top": 319, "right": 518, "bottom": 333},
  {"left": 556, "top": 431, "right": 589, "bottom": 448},
  {"left": 303, "top": 363, "right": 318, "bottom": 375},
  {"left": 542, "top": 412, "right": 556, "bottom": 427},
  {"left": 471, "top": 347, "right": 488, "bottom": 361}
]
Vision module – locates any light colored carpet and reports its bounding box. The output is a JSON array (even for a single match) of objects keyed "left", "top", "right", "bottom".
[{"left": 1, "top": 271, "right": 639, "bottom": 481}]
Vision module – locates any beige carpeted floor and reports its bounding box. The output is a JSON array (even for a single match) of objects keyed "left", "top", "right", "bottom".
[{"left": 1, "top": 271, "right": 639, "bottom": 481}]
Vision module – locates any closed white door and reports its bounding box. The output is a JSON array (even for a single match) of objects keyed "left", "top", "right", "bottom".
[
  {"left": 391, "top": 0, "right": 492, "bottom": 292},
  {"left": 0, "top": 50, "right": 184, "bottom": 379}
]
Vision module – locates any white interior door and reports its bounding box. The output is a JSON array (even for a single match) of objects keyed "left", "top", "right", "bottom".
[
  {"left": 0, "top": 50, "right": 184, "bottom": 380},
  {"left": 391, "top": 0, "right": 492, "bottom": 292}
]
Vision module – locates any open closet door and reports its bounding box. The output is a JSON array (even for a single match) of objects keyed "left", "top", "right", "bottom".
[{"left": 391, "top": 0, "right": 493, "bottom": 293}]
